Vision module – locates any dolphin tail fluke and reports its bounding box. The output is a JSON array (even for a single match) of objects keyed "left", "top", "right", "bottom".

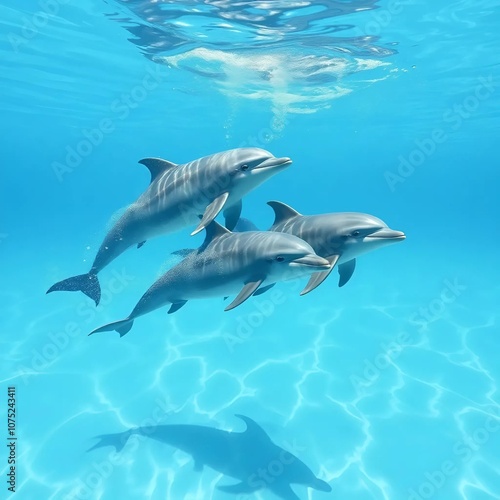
[
  {"left": 47, "top": 273, "right": 101, "bottom": 306},
  {"left": 87, "top": 429, "right": 134, "bottom": 453},
  {"left": 89, "top": 318, "right": 134, "bottom": 337}
]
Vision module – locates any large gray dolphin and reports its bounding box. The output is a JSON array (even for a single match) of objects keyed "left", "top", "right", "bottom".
[
  {"left": 47, "top": 148, "right": 291, "bottom": 305},
  {"left": 88, "top": 414, "right": 331, "bottom": 500},
  {"left": 267, "top": 201, "right": 406, "bottom": 294},
  {"left": 88, "top": 221, "right": 330, "bottom": 337}
]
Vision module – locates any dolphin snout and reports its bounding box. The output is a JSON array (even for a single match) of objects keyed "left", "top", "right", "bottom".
[
  {"left": 367, "top": 228, "right": 406, "bottom": 240},
  {"left": 255, "top": 157, "right": 292, "bottom": 170},
  {"left": 292, "top": 254, "right": 331, "bottom": 269}
]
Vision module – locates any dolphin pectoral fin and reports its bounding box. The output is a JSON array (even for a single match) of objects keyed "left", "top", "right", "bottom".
[
  {"left": 300, "top": 255, "right": 340, "bottom": 296},
  {"left": 269, "top": 482, "right": 300, "bottom": 500},
  {"left": 312, "top": 477, "right": 332, "bottom": 492},
  {"left": 223, "top": 200, "right": 242, "bottom": 231},
  {"left": 338, "top": 258, "right": 356, "bottom": 287},
  {"left": 191, "top": 192, "right": 230, "bottom": 235},
  {"left": 225, "top": 280, "right": 263, "bottom": 311},
  {"left": 234, "top": 217, "right": 260, "bottom": 232},
  {"left": 217, "top": 482, "right": 260, "bottom": 494},
  {"left": 88, "top": 318, "right": 134, "bottom": 337},
  {"left": 47, "top": 272, "right": 101, "bottom": 306},
  {"left": 252, "top": 283, "right": 275, "bottom": 296},
  {"left": 138, "top": 157, "right": 177, "bottom": 183},
  {"left": 267, "top": 200, "right": 301, "bottom": 227},
  {"left": 137, "top": 241, "right": 146, "bottom": 249},
  {"left": 168, "top": 301, "right": 187, "bottom": 314}
]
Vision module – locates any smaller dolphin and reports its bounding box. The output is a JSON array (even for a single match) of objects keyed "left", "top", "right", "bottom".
[
  {"left": 47, "top": 148, "right": 291, "bottom": 306},
  {"left": 267, "top": 201, "right": 405, "bottom": 294},
  {"left": 89, "top": 221, "right": 330, "bottom": 337},
  {"left": 88, "top": 414, "right": 331, "bottom": 500}
]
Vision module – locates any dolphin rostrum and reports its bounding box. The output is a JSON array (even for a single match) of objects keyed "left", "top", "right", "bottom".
[
  {"left": 267, "top": 201, "right": 406, "bottom": 293},
  {"left": 88, "top": 221, "right": 330, "bottom": 337},
  {"left": 88, "top": 414, "right": 331, "bottom": 500},
  {"left": 47, "top": 148, "right": 292, "bottom": 305}
]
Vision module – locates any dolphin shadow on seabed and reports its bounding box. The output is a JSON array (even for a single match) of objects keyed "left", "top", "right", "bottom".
[{"left": 88, "top": 414, "right": 332, "bottom": 500}]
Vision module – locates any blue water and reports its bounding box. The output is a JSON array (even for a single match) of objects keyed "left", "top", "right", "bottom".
[{"left": 1, "top": 1, "right": 500, "bottom": 499}]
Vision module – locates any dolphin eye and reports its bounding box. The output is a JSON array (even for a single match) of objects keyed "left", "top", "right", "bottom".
[
  {"left": 276, "top": 256, "right": 285, "bottom": 262},
  {"left": 241, "top": 164, "right": 249, "bottom": 171},
  {"left": 352, "top": 231, "right": 360, "bottom": 237}
]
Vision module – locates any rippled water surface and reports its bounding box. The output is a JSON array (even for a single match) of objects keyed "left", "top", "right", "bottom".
[{"left": 1, "top": 0, "right": 500, "bottom": 499}]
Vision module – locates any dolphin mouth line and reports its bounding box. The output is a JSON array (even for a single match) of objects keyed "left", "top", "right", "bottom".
[
  {"left": 291, "top": 255, "right": 331, "bottom": 269},
  {"left": 366, "top": 230, "right": 406, "bottom": 240},
  {"left": 254, "top": 157, "right": 292, "bottom": 170}
]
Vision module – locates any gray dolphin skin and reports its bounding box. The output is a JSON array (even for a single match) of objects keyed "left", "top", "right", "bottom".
[
  {"left": 46, "top": 148, "right": 291, "bottom": 306},
  {"left": 267, "top": 201, "right": 406, "bottom": 294},
  {"left": 88, "top": 414, "right": 331, "bottom": 500},
  {"left": 88, "top": 221, "right": 330, "bottom": 337}
]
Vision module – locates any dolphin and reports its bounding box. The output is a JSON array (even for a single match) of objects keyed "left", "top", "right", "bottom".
[
  {"left": 234, "top": 217, "right": 260, "bottom": 232},
  {"left": 88, "top": 414, "right": 331, "bottom": 500},
  {"left": 171, "top": 216, "right": 261, "bottom": 259},
  {"left": 88, "top": 221, "right": 330, "bottom": 337},
  {"left": 266, "top": 201, "right": 406, "bottom": 293},
  {"left": 46, "top": 148, "right": 291, "bottom": 305}
]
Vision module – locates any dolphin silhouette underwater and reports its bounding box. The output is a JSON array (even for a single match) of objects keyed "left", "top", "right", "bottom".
[
  {"left": 88, "top": 221, "right": 330, "bottom": 337},
  {"left": 88, "top": 414, "right": 331, "bottom": 500},
  {"left": 47, "top": 148, "right": 292, "bottom": 306},
  {"left": 267, "top": 201, "right": 406, "bottom": 294}
]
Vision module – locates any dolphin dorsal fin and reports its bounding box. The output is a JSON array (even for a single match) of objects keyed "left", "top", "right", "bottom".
[
  {"left": 235, "top": 414, "right": 271, "bottom": 442},
  {"left": 267, "top": 201, "right": 301, "bottom": 226},
  {"left": 138, "top": 157, "right": 178, "bottom": 183},
  {"left": 202, "top": 220, "right": 231, "bottom": 247}
]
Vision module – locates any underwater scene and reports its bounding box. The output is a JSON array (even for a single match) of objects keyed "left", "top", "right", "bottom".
[{"left": 1, "top": 1, "right": 500, "bottom": 499}]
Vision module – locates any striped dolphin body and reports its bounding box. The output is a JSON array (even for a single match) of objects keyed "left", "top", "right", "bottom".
[
  {"left": 267, "top": 201, "right": 406, "bottom": 293},
  {"left": 47, "top": 148, "right": 291, "bottom": 305},
  {"left": 88, "top": 221, "right": 330, "bottom": 337}
]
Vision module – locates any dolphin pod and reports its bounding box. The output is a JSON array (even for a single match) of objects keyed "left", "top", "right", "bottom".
[
  {"left": 88, "top": 414, "right": 332, "bottom": 500},
  {"left": 46, "top": 148, "right": 291, "bottom": 305},
  {"left": 89, "top": 221, "right": 330, "bottom": 337},
  {"left": 48, "top": 145, "right": 406, "bottom": 498},
  {"left": 173, "top": 200, "right": 406, "bottom": 292}
]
